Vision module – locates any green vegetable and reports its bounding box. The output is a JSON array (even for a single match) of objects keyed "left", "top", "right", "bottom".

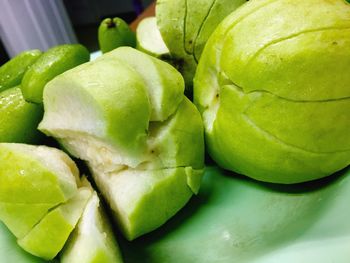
[
  {"left": 0, "top": 87, "right": 43, "bottom": 144},
  {"left": 21, "top": 44, "right": 90, "bottom": 103},
  {"left": 98, "top": 17, "right": 136, "bottom": 53},
  {"left": 39, "top": 47, "right": 204, "bottom": 240},
  {"left": 0, "top": 49, "right": 42, "bottom": 92},
  {"left": 194, "top": 0, "right": 350, "bottom": 183}
]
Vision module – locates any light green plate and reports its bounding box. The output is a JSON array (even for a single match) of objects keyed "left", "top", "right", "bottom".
[
  {"left": 120, "top": 166, "right": 350, "bottom": 263},
  {"left": 0, "top": 223, "right": 45, "bottom": 263},
  {"left": 1, "top": 166, "right": 350, "bottom": 262}
]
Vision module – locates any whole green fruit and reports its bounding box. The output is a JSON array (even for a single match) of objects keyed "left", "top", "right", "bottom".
[
  {"left": 0, "top": 87, "right": 43, "bottom": 144},
  {"left": 194, "top": 0, "right": 350, "bottom": 183},
  {"left": 156, "top": 0, "right": 246, "bottom": 91},
  {"left": 0, "top": 49, "right": 42, "bottom": 93},
  {"left": 21, "top": 44, "right": 90, "bottom": 104},
  {"left": 98, "top": 17, "right": 136, "bottom": 53}
]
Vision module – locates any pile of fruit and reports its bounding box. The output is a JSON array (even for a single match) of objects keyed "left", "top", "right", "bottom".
[{"left": 0, "top": 0, "right": 349, "bottom": 262}]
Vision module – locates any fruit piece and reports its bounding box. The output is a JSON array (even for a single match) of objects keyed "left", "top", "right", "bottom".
[
  {"left": 136, "top": 17, "right": 170, "bottom": 58},
  {"left": 61, "top": 190, "right": 123, "bottom": 263},
  {"left": 156, "top": 0, "right": 246, "bottom": 90},
  {"left": 194, "top": 0, "right": 350, "bottom": 183},
  {"left": 21, "top": 44, "right": 90, "bottom": 103},
  {"left": 0, "top": 143, "right": 79, "bottom": 238},
  {"left": 98, "top": 17, "right": 136, "bottom": 53},
  {"left": 0, "top": 49, "right": 42, "bottom": 92},
  {"left": 0, "top": 87, "right": 43, "bottom": 143},
  {"left": 92, "top": 166, "right": 202, "bottom": 240},
  {"left": 39, "top": 47, "right": 204, "bottom": 240},
  {"left": 18, "top": 188, "right": 91, "bottom": 260}
]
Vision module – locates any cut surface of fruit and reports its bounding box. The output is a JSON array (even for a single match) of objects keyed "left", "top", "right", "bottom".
[
  {"left": 61, "top": 191, "right": 123, "bottom": 263},
  {"left": 136, "top": 17, "right": 170, "bottom": 58}
]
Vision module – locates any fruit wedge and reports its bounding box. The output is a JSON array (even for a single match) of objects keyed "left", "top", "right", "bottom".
[{"left": 61, "top": 190, "right": 123, "bottom": 263}]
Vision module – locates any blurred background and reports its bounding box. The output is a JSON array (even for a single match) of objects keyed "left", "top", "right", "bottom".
[{"left": 0, "top": 0, "right": 153, "bottom": 65}]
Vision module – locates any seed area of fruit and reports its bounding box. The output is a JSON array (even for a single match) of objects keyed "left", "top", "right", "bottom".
[{"left": 0, "top": 0, "right": 350, "bottom": 263}]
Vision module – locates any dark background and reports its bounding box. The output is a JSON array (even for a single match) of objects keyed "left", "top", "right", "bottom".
[{"left": 0, "top": 0, "right": 153, "bottom": 65}]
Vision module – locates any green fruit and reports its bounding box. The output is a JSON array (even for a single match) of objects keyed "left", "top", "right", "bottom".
[
  {"left": 0, "top": 143, "right": 79, "bottom": 238},
  {"left": 136, "top": 17, "right": 170, "bottom": 58},
  {"left": 0, "top": 143, "right": 91, "bottom": 260},
  {"left": 18, "top": 187, "right": 91, "bottom": 260},
  {"left": 0, "top": 50, "right": 42, "bottom": 93},
  {"left": 194, "top": 0, "right": 350, "bottom": 183},
  {"left": 21, "top": 44, "right": 90, "bottom": 103},
  {"left": 98, "top": 17, "right": 136, "bottom": 53},
  {"left": 156, "top": 0, "right": 246, "bottom": 90},
  {"left": 39, "top": 47, "right": 204, "bottom": 240},
  {"left": 61, "top": 190, "right": 123, "bottom": 263},
  {"left": 0, "top": 87, "right": 43, "bottom": 143}
]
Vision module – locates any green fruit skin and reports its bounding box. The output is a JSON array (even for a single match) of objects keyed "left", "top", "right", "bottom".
[
  {"left": 156, "top": 0, "right": 246, "bottom": 90},
  {"left": 0, "top": 87, "right": 43, "bottom": 144},
  {"left": 21, "top": 44, "right": 90, "bottom": 103},
  {"left": 98, "top": 17, "right": 136, "bottom": 53},
  {"left": 194, "top": 0, "right": 350, "bottom": 183},
  {"left": 0, "top": 50, "right": 42, "bottom": 93}
]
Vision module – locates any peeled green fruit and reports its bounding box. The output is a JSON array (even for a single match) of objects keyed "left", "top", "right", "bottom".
[
  {"left": 136, "top": 17, "right": 170, "bottom": 58},
  {"left": 0, "top": 143, "right": 91, "bottom": 260},
  {"left": 98, "top": 17, "right": 136, "bottom": 53},
  {"left": 0, "top": 49, "right": 42, "bottom": 93},
  {"left": 156, "top": 0, "right": 246, "bottom": 89},
  {"left": 0, "top": 87, "right": 43, "bottom": 143},
  {"left": 194, "top": 0, "right": 350, "bottom": 183},
  {"left": 61, "top": 190, "right": 123, "bottom": 263},
  {"left": 21, "top": 44, "right": 90, "bottom": 103},
  {"left": 18, "top": 188, "right": 91, "bottom": 260},
  {"left": 0, "top": 143, "right": 79, "bottom": 238},
  {"left": 39, "top": 47, "right": 204, "bottom": 240}
]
